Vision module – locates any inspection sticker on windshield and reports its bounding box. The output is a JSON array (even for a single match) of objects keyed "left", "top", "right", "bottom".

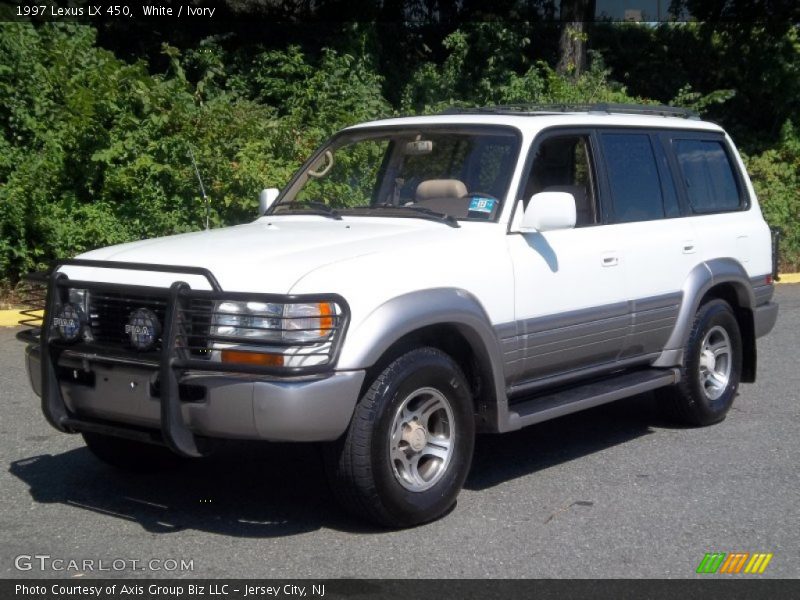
[{"left": 468, "top": 196, "right": 497, "bottom": 218}]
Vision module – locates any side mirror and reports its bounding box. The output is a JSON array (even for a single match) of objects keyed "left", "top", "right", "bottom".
[
  {"left": 259, "top": 188, "right": 279, "bottom": 214},
  {"left": 520, "top": 191, "right": 576, "bottom": 232}
]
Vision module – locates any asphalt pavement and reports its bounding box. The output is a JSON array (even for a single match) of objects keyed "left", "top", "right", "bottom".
[{"left": 1, "top": 286, "right": 798, "bottom": 579}]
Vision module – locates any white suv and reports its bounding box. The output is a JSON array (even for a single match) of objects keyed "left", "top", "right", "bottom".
[{"left": 19, "top": 104, "right": 779, "bottom": 528}]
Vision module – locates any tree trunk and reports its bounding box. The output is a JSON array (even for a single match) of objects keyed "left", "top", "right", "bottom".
[{"left": 556, "top": 0, "right": 595, "bottom": 77}]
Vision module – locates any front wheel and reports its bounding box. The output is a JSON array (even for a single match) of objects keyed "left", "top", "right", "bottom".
[
  {"left": 324, "top": 347, "right": 475, "bottom": 528},
  {"left": 657, "top": 299, "right": 743, "bottom": 426}
]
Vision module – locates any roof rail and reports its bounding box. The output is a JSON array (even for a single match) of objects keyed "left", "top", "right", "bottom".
[
  {"left": 440, "top": 103, "right": 701, "bottom": 120},
  {"left": 588, "top": 103, "right": 700, "bottom": 119}
]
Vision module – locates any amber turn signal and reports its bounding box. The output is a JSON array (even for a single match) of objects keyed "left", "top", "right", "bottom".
[
  {"left": 221, "top": 350, "right": 284, "bottom": 367},
  {"left": 318, "top": 302, "right": 334, "bottom": 333}
]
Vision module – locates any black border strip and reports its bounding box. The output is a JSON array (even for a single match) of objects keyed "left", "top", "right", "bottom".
[{"left": 2, "top": 578, "right": 798, "bottom": 600}]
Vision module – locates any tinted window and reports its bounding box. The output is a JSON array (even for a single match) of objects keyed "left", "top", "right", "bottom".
[
  {"left": 674, "top": 139, "right": 741, "bottom": 213},
  {"left": 601, "top": 133, "right": 664, "bottom": 223},
  {"left": 654, "top": 137, "right": 681, "bottom": 218}
]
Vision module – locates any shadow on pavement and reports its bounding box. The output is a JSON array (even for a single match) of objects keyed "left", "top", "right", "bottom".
[
  {"left": 9, "top": 392, "right": 669, "bottom": 536},
  {"left": 466, "top": 391, "right": 667, "bottom": 491},
  {"left": 8, "top": 440, "right": 378, "bottom": 537}
]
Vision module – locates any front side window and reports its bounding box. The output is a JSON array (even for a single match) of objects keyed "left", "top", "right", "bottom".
[
  {"left": 601, "top": 133, "right": 665, "bottom": 223},
  {"left": 673, "top": 139, "right": 741, "bottom": 213},
  {"left": 271, "top": 127, "right": 520, "bottom": 222},
  {"left": 522, "top": 135, "right": 598, "bottom": 227}
]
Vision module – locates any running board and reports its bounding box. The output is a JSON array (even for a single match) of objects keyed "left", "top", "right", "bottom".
[{"left": 503, "top": 368, "right": 680, "bottom": 431}]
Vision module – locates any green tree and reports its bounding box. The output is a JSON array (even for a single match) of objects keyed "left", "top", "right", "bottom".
[{"left": 0, "top": 23, "right": 389, "bottom": 284}]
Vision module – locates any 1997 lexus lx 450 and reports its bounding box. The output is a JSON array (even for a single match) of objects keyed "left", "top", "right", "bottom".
[{"left": 18, "top": 104, "right": 779, "bottom": 528}]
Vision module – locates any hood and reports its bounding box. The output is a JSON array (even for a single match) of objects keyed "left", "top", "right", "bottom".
[{"left": 67, "top": 215, "right": 455, "bottom": 292}]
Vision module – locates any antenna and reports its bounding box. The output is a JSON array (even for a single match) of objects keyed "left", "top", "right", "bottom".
[{"left": 188, "top": 147, "right": 210, "bottom": 230}]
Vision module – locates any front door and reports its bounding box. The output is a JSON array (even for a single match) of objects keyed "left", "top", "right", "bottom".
[{"left": 507, "top": 131, "right": 629, "bottom": 386}]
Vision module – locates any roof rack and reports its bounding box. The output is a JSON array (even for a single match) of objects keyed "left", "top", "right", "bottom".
[{"left": 440, "top": 103, "right": 700, "bottom": 120}]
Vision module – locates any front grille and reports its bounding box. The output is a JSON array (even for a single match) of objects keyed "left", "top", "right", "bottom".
[
  {"left": 89, "top": 291, "right": 167, "bottom": 350},
  {"left": 180, "top": 298, "right": 213, "bottom": 358},
  {"left": 20, "top": 261, "right": 349, "bottom": 375},
  {"left": 87, "top": 291, "right": 212, "bottom": 357}
]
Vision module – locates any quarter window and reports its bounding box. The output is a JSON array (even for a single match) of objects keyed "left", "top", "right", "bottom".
[
  {"left": 601, "top": 133, "right": 665, "bottom": 223},
  {"left": 673, "top": 139, "right": 741, "bottom": 213}
]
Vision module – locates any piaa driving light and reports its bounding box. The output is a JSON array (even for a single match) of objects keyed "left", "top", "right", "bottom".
[
  {"left": 53, "top": 303, "right": 84, "bottom": 342},
  {"left": 52, "top": 288, "right": 90, "bottom": 343}
]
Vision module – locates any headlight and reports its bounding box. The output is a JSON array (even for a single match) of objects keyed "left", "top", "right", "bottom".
[
  {"left": 283, "top": 302, "right": 335, "bottom": 342},
  {"left": 212, "top": 301, "right": 283, "bottom": 340},
  {"left": 68, "top": 288, "right": 88, "bottom": 312},
  {"left": 208, "top": 298, "right": 342, "bottom": 370},
  {"left": 211, "top": 300, "right": 337, "bottom": 343}
]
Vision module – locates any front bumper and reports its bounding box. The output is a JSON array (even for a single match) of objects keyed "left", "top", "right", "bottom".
[
  {"left": 25, "top": 346, "right": 364, "bottom": 443},
  {"left": 21, "top": 259, "right": 357, "bottom": 456}
]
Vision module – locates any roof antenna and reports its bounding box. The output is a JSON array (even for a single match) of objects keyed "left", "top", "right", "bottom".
[{"left": 187, "top": 147, "right": 210, "bottom": 230}]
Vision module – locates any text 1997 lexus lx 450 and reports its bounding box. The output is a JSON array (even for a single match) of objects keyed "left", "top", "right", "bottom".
[{"left": 18, "top": 104, "right": 779, "bottom": 528}]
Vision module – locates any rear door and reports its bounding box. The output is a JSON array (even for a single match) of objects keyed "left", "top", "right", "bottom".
[
  {"left": 663, "top": 132, "right": 763, "bottom": 273},
  {"left": 593, "top": 129, "right": 696, "bottom": 359}
]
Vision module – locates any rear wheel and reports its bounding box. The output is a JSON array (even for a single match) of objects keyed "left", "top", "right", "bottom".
[
  {"left": 82, "top": 432, "right": 187, "bottom": 471},
  {"left": 324, "top": 347, "right": 475, "bottom": 528},
  {"left": 658, "top": 299, "right": 743, "bottom": 426}
]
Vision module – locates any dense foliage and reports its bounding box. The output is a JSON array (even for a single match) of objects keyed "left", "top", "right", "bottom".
[
  {"left": 0, "top": 23, "right": 388, "bottom": 282},
  {"left": 0, "top": 20, "right": 798, "bottom": 285},
  {"left": 746, "top": 122, "right": 800, "bottom": 269}
]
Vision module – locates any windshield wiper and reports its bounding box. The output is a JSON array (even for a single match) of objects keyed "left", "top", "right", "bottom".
[
  {"left": 272, "top": 201, "right": 342, "bottom": 220},
  {"left": 350, "top": 205, "right": 460, "bottom": 228}
]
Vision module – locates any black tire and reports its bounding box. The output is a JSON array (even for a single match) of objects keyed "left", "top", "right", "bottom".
[
  {"left": 657, "top": 299, "right": 743, "bottom": 426},
  {"left": 324, "top": 347, "right": 475, "bottom": 528},
  {"left": 82, "top": 432, "right": 187, "bottom": 471}
]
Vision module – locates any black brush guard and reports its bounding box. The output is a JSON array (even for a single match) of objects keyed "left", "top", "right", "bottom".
[{"left": 18, "top": 259, "right": 349, "bottom": 458}]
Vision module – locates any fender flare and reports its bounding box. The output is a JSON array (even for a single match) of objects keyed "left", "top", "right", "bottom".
[
  {"left": 337, "top": 288, "right": 509, "bottom": 430},
  {"left": 653, "top": 258, "right": 755, "bottom": 367}
]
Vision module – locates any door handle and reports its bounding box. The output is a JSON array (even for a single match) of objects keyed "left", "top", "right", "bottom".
[
  {"left": 682, "top": 241, "right": 696, "bottom": 254},
  {"left": 601, "top": 254, "right": 619, "bottom": 267}
]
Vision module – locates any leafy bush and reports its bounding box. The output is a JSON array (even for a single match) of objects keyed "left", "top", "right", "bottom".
[
  {"left": 745, "top": 121, "right": 800, "bottom": 271},
  {"left": 0, "top": 23, "right": 388, "bottom": 283},
  {"left": 1, "top": 21, "right": 797, "bottom": 285}
]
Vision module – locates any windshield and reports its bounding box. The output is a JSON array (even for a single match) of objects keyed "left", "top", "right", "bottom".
[{"left": 270, "top": 126, "right": 520, "bottom": 222}]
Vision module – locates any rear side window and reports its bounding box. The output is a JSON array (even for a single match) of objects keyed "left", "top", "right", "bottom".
[
  {"left": 601, "top": 133, "right": 664, "bottom": 223},
  {"left": 673, "top": 139, "right": 741, "bottom": 213}
]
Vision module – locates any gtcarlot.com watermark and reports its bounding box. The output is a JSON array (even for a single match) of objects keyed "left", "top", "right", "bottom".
[{"left": 14, "top": 554, "right": 194, "bottom": 573}]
